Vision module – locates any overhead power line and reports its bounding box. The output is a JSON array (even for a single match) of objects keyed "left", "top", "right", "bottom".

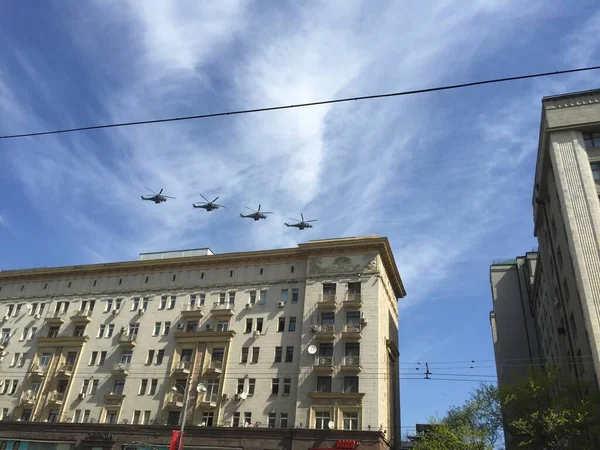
[{"left": 1, "top": 65, "right": 599, "bottom": 140}]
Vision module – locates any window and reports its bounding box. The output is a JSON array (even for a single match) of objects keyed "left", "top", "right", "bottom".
[
  {"left": 129, "top": 323, "right": 140, "bottom": 335},
  {"left": 280, "top": 413, "right": 288, "bottom": 428},
  {"left": 115, "top": 298, "right": 122, "bottom": 311},
  {"left": 233, "top": 412, "right": 240, "bottom": 427},
  {"left": 113, "top": 379, "right": 125, "bottom": 395},
  {"left": 172, "top": 274, "right": 176, "bottom": 282},
  {"left": 48, "top": 326, "right": 59, "bottom": 338},
  {"left": 10, "top": 380, "right": 19, "bottom": 395},
  {"left": 40, "top": 352, "right": 52, "bottom": 367},
  {"left": 48, "top": 409, "right": 59, "bottom": 423},
  {"left": 344, "top": 376, "right": 359, "bottom": 393},
  {"left": 259, "top": 268, "right": 264, "bottom": 275},
  {"left": 343, "top": 412, "right": 359, "bottom": 430},
  {"left": 149, "top": 379, "right": 158, "bottom": 395},
  {"left": 278, "top": 317, "right": 285, "bottom": 332},
  {"left": 81, "top": 379, "right": 90, "bottom": 394},
  {"left": 249, "top": 291, "right": 256, "bottom": 304},
  {"left": 323, "top": 283, "right": 336, "bottom": 299},
  {"left": 285, "top": 346, "right": 294, "bottom": 363},
  {"left": 1, "top": 380, "right": 8, "bottom": 395},
  {"left": 98, "top": 325, "right": 106, "bottom": 338},
  {"left": 321, "top": 312, "right": 335, "bottom": 326},
  {"left": 200, "top": 272, "right": 205, "bottom": 280},
  {"left": 271, "top": 378, "right": 279, "bottom": 395},
  {"left": 83, "top": 410, "right": 91, "bottom": 423},
  {"left": 106, "top": 324, "right": 114, "bottom": 337},
  {"left": 156, "top": 349, "right": 164, "bottom": 365},
  {"left": 105, "top": 299, "right": 113, "bottom": 312},
  {"left": 139, "top": 379, "right": 148, "bottom": 395},
  {"left": 189, "top": 294, "right": 196, "bottom": 308},
  {"left": 133, "top": 411, "right": 141, "bottom": 425},
  {"left": 21, "top": 328, "right": 28, "bottom": 340},
  {"left": 10, "top": 353, "right": 19, "bottom": 367},
  {"left": 198, "top": 293, "right": 205, "bottom": 306},
  {"left": 259, "top": 290, "right": 267, "bottom": 304},
  {"left": 121, "top": 351, "right": 133, "bottom": 364},
  {"left": 202, "top": 411, "right": 215, "bottom": 426},
  {"left": 316, "top": 411, "right": 331, "bottom": 429},
  {"left": 217, "top": 321, "right": 229, "bottom": 331},
  {"left": 74, "top": 410, "right": 82, "bottom": 423},
  {"left": 99, "top": 351, "right": 107, "bottom": 365},
  {"left": 186, "top": 321, "right": 198, "bottom": 332},
  {"left": 237, "top": 378, "right": 245, "bottom": 394},
  {"left": 281, "top": 289, "right": 289, "bottom": 304},
  {"left": 229, "top": 270, "right": 234, "bottom": 278},
  {"left": 268, "top": 412, "right": 276, "bottom": 428},
  {"left": 292, "top": 288, "right": 299, "bottom": 303},
  {"left": 241, "top": 347, "right": 249, "bottom": 363},
  {"left": 274, "top": 347, "right": 282, "bottom": 362},
  {"left": 105, "top": 411, "right": 118, "bottom": 424},
  {"left": 181, "top": 349, "right": 193, "bottom": 363},
  {"left": 169, "top": 296, "right": 176, "bottom": 309},
  {"left": 245, "top": 319, "right": 253, "bottom": 333},
  {"left": 248, "top": 379, "right": 256, "bottom": 395},
  {"left": 163, "top": 321, "right": 171, "bottom": 335},
  {"left": 229, "top": 292, "right": 236, "bottom": 304},
  {"left": 154, "top": 322, "right": 161, "bottom": 336},
  {"left": 347, "top": 311, "right": 360, "bottom": 325},
  {"left": 132, "top": 298, "right": 140, "bottom": 311},
  {"left": 252, "top": 347, "right": 260, "bottom": 363},
  {"left": 160, "top": 296, "right": 167, "bottom": 310},
  {"left": 31, "top": 381, "right": 41, "bottom": 395},
  {"left": 73, "top": 325, "right": 86, "bottom": 337},
  {"left": 317, "top": 376, "right": 331, "bottom": 393},
  {"left": 66, "top": 352, "right": 77, "bottom": 365},
  {"left": 283, "top": 378, "right": 291, "bottom": 395},
  {"left": 256, "top": 318, "right": 264, "bottom": 333},
  {"left": 119, "top": 278, "right": 123, "bottom": 285},
  {"left": 142, "top": 297, "right": 149, "bottom": 309},
  {"left": 584, "top": 132, "right": 600, "bottom": 149},
  {"left": 289, "top": 317, "right": 296, "bottom": 331},
  {"left": 219, "top": 293, "right": 226, "bottom": 304},
  {"left": 29, "top": 327, "right": 36, "bottom": 340}
]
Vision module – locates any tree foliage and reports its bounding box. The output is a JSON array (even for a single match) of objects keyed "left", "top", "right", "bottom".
[
  {"left": 412, "top": 384, "right": 503, "bottom": 450},
  {"left": 499, "top": 365, "right": 600, "bottom": 450}
]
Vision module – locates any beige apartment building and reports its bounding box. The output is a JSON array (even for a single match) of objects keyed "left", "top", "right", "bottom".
[
  {"left": 0, "top": 236, "right": 405, "bottom": 449},
  {"left": 490, "top": 89, "right": 600, "bottom": 448}
]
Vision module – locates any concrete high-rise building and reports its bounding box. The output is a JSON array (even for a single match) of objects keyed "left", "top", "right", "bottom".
[
  {"left": 0, "top": 236, "right": 405, "bottom": 450},
  {"left": 489, "top": 88, "right": 600, "bottom": 448}
]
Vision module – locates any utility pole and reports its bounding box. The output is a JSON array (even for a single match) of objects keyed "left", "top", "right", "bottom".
[
  {"left": 424, "top": 363, "right": 431, "bottom": 380},
  {"left": 177, "top": 380, "right": 192, "bottom": 450}
]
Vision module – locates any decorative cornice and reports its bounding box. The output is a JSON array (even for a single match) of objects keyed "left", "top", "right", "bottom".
[{"left": 543, "top": 91, "right": 600, "bottom": 109}]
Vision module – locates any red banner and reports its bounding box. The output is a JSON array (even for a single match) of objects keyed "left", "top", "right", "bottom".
[{"left": 169, "top": 430, "right": 181, "bottom": 450}]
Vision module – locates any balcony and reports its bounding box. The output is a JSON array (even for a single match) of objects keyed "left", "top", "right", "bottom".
[
  {"left": 29, "top": 364, "right": 47, "bottom": 377},
  {"left": 343, "top": 293, "right": 363, "bottom": 309},
  {"left": 172, "top": 361, "right": 191, "bottom": 377},
  {"left": 181, "top": 304, "right": 204, "bottom": 320},
  {"left": 111, "top": 363, "right": 130, "bottom": 376},
  {"left": 341, "top": 324, "right": 362, "bottom": 341},
  {"left": 104, "top": 393, "right": 126, "bottom": 406},
  {"left": 166, "top": 392, "right": 184, "bottom": 408},
  {"left": 70, "top": 310, "right": 92, "bottom": 324},
  {"left": 56, "top": 363, "right": 74, "bottom": 377},
  {"left": 20, "top": 392, "right": 37, "bottom": 406},
  {"left": 317, "top": 294, "right": 337, "bottom": 310},
  {"left": 313, "top": 355, "right": 334, "bottom": 373},
  {"left": 311, "top": 324, "right": 336, "bottom": 341},
  {"left": 0, "top": 337, "right": 9, "bottom": 351},
  {"left": 44, "top": 311, "right": 67, "bottom": 326},
  {"left": 199, "top": 393, "right": 219, "bottom": 408},
  {"left": 211, "top": 302, "right": 234, "bottom": 317},
  {"left": 47, "top": 391, "right": 65, "bottom": 406},
  {"left": 118, "top": 333, "right": 137, "bottom": 348},
  {"left": 204, "top": 359, "right": 223, "bottom": 375},
  {"left": 37, "top": 335, "right": 89, "bottom": 347},
  {"left": 340, "top": 356, "right": 362, "bottom": 373}
]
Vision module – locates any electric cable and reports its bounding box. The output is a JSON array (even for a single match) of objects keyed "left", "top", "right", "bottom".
[{"left": 1, "top": 65, "right": 599, "bottom": 140}]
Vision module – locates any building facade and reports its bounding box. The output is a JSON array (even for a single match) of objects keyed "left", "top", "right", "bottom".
[
  {"left": 0, "top": 236, "right": 405, "bottom": 449},
  {"left": 489, "top": 89, "right": 600, "bottom": 448}
]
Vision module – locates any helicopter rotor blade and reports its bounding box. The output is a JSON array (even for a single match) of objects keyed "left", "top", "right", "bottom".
[
  {"left": 200, "top": 194, "right": 210, "bottom": 202},
  {"left": 212, "top": 197, "right": 219, "bottom": 203},
  {"left": 159, "top": 188, "right": 163, "bottom": 195},
  {"left": 301, "top": 213, "right": 304, "bottom": 221},
  {"left": 244, "top": 206, "right": 257, "bottom": 212},
  {"left": 289, "top": 218, "right": 300, "bottom": 222},
  {"left": 214, "top": 204, "right": 226, "bottom": 208},
  {"left": 262, "top": 212, "right": 273, "bottom": 214},
  {"left": 306, "top": 220, "right": 317, "bottom": 222},
  {"left": 145, "top": 187, "right": 157, "bottom": 195},
  {"left": 163, "top": 195, "right": 175, "bottom": 199},
  {"left": 258, "top": 204, "right": 261, "bottom": 212}
]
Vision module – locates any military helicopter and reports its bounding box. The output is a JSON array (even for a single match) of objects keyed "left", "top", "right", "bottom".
[
  {"left": 141, "top": 187, "right": 175, "bottom": 204},
  {"left": 285, "top": 213, "right": 317, "bottom": 230},
  {"left": 193, "top": 195, "right": 225, "bottom": 212},
  {"left": 239, "top": 205, "right": 273, "bottom": 221}
]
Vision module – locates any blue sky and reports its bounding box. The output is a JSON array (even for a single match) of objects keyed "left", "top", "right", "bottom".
[{"left": 1, "top": 0, "right": 600, "bottom": 435}]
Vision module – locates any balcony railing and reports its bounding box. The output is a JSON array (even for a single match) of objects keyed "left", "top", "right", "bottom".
[
  {"left": 317, "top": 294, "right": 337, "bottom": 309},
  {"left": 314, "top": 324, "right": 335, "bottom": 332},
  {"left": 112, "top": 363, "right": 131, "bottom": 375},
  {"left": 342, "top": 356, "right": 361, "bottom": 367},
  {"left": 173, "top": 361, "right": 191, "bottom": 375},
  {"left": 118, "top": 333, "right": 137, "bottom": 347},
  {"left": 344, "top": 293, "right": 362, "bottom": 308},
  {"left": 57, "top": 363, "right": 73, "bottom": 375},
  {"left": 71, "top": 310, "right": 92, "bottom": 322},
  {"left": 183, "top": 304, "right": 204, "bottom": 312},
  {"left": 167, "top": 392, "right": 184, "bottom": 407},
  {"left": 20, "top": 391, "right": 37, "bottom": 404},
  {"left": 48, "top": 391, "right": 65, "bottom": 404},
  {"left": 30, "top": 364, "right": 47, "bottom": 376},
  {"left": 315, "top": 355, "right": 334, "bottom": 367},
  {"left": 205, "top": 359, "right": 223, "bottom": 374},
  {"left": 212, "top": 302, "right": 234, "bottom": 311},
  {"left": 45, "top": 311, "right": 67, "bottom": 324}
]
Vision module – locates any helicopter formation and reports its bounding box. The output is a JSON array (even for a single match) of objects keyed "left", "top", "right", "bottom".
[{"left": 141, "top": 188, "right": 316, "bottom": 230}]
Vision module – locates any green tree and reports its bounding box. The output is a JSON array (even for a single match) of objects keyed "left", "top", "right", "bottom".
[
  {"left": 412, "top": 384, "right": 503, "bottom": 450},
  {"left": 499, "top": 366, "right": 600, "bottom": 450}
]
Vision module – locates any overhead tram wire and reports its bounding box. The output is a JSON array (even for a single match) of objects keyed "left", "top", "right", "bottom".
[{"left": 1, "top": 65, "right": 600, "bottom": 140}]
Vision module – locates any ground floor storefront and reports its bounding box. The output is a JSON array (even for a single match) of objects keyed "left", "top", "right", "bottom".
[{"left": 0, "top": 423, "right": 392, "bottom": 450}]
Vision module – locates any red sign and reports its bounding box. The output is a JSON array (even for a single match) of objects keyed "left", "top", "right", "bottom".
[
  {"left": 169, "top": 430, "right": 181, "bottom": 450},
  {"left": 336, "top": 440, "right": 360, "bottom": 449}
]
